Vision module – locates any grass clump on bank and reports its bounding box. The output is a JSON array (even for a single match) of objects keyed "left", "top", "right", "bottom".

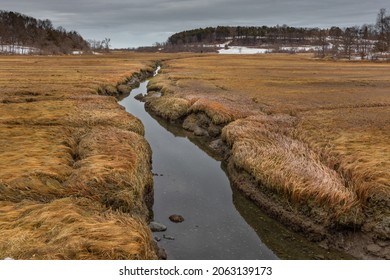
[
  {"left": 145, "top": 96, "right": 191, "bottom": 121},
  {"left": 0, "top": 198, "right": 156, "bottom": 259},
  {"left": 222, "top": 115, "right": 363, "bottom": 227}
]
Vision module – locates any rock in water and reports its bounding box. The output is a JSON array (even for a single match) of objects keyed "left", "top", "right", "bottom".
[
  {"left": 169, "top": 214, "right": 184, "bottom": 223},
  {"left": 163, "top": 234, "right": 175, "bottom": 240},
  {"left": 134, "top": 93, "right": 145, "bottom": 101},
  {"left": 158, "top": 247, "right": 167, "bottom": 260},
  {"left": 149, "top": 221, "right": 167, "bottom": 232}
]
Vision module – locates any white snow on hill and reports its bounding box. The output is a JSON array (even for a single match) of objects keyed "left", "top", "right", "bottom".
[
  {"left": 218, "top": 45, "right": 324, "bottom": 55},
  {"left": 0, "top": 45, "right": 39, "bottom": 54},
  {"left": 218, "top": 46, "right": 270, "bottom": 54}
]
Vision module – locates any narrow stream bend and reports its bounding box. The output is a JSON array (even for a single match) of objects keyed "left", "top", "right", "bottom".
[{"left": 118, "top": 67, "right": 353, "bottom": 260}]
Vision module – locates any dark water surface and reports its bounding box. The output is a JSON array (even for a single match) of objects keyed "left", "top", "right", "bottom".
[{"left": 119, "top": 72, "right": 353, "bottom": 260}]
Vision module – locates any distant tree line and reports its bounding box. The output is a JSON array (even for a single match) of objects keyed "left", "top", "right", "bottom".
[
  {"left": 164, "top": 8, "right": 390, "bottom": 58},
  {"left": 0, "top": 10, "right": 90, "bottom": 54}
]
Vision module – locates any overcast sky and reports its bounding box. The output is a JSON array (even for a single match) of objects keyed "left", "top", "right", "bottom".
[{"left": 1, "top": 0, "right": 389, "bottom": 48}]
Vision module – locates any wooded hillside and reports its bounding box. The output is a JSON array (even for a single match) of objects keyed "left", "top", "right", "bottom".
[
  {"left": 165, "top": 8, "right": 390, "bottom": 58},
  {"left": 0, "top": 10, "right": 90, "bottom": 54}
]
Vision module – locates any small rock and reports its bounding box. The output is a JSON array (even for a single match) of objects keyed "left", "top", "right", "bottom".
[
  {"left": 194, "top": 127, "right": 208, "bottom": 137},
  {"left": 208, "top": 124, "right": 222, "bottom": 137},
  {"left": 149, "top": 222, "right": 167, "bottom": 232},
  {"left": 209, "top": 139, "right": 230, "bottom": 159},
  {"left": 366, "top": 244, "right": 382, "bottom": 254},
  {"left": 169, "top": 214, "right": 184, "bottom": 223},
  {"left": 313, "top": 254, "right": 325, "bottom": 260},
  {"left": 157, "top": 248, "right": 167, "bottom": 260},
  {"left": 134, "top": 93, "right": 145, "bottom": 101},
  {"left": 163, "top": 234, "right": 175, "bottom": 240},
  {"left": 182, "top": 115, "right": 198, "bottom": 131},
  {"left": 154, "top": 236, "right": 162, "bottom": 242},
  {"left": 209, "top": 139, "right": 222, "bottom": 150}
]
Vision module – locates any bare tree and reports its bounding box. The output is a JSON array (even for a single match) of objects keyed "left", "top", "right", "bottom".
[
  {"left": 375, "top": 8, "right": 390, "bottom": 52},
  {"left": 342, "top": 27, "right": 358, "bottom": 59},
  {"left": 376, "top": 8, "right": 388, "bottom": 35},
  {"left": 102, "top": 38, "right": 111, "bottom": 52},
  {"left": 315, "top": 29, "right": 328, "bottom": 58}
]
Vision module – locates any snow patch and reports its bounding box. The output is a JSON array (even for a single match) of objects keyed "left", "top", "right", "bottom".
[
  {"left": 218, "top": 46, "right": 270, "bottom": 54},
  {"left": 280, "top": 46, "right": 321, "bottom": 52},
  {"left": 0, "top": 45, "right": 39, "bottom": 54},
  {"left": 218, "top": 45, "right": 327, "bottom": 55}
]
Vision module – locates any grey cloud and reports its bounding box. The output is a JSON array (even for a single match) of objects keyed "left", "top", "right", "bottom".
[{"left": 1, "top": 0, "right": 389, "bottom": 47}]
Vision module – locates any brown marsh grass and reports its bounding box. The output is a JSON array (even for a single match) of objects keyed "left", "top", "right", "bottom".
[
  {"left": 145, "top": 96, "right": 191, "bottom": 120},
  {"left": 0, "top": 198, "right": 156, "bottom": 259},
  {"left": 0, "top": 53, "right": 173, "bottom": 259},
  {"left": 148, "top": 54, "right": 390, "bottom": 237},
  {"left": 2, "top": 52, "right": 389, "bottom": 258}
]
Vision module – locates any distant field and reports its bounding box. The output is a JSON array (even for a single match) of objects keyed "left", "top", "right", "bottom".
[
  {"left": 0, "top": 53, "right": 168, "bottom": 259},
  {"left": 148, "top": 54, "right": 390, "bottom": 257},
  {"left": 155, "top": 54, "right": 389, "bottom": 112},
  {"left": 0, "top": 54, "right": 163, "bottom": 97}
]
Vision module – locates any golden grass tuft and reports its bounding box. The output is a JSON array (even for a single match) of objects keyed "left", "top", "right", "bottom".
[
  {"left": 0, "top": 198, "right": 157, "bottom": 260},
  {"left": 145, "top": 96, "right": 191, "bottom": 120},
  {"left": 68, "top": 95, "right": 145, "bottom": 135},
  {"left": 0, "top": 125, "right": 72, "bottom": 200},
  {"left": 66, "top": 126, "right": 153, "bottom": 216},
  {"left": 190, "top": 98, "right": 244, "bottom": 124},
  {"left": 222, "top": 115, "right": 363, "bottom": 225},
  {"left": 147, "top": 74, "right": 173, "bottom": 94},
  {"left": 296, "top": 107, "right": 390, "bottom": 215}
]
